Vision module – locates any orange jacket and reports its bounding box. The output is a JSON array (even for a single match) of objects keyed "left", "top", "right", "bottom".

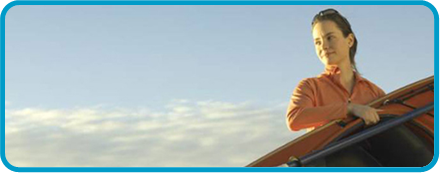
[{"left": 286, "top": 67, "right": 386, "bottom": 131}]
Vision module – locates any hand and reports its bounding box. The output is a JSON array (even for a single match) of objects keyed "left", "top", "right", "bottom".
[{"left": 348, "top": 103, "right": 382, "bottom": 125}]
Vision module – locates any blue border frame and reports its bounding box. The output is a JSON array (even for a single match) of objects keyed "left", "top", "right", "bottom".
[{"left": 0, "top": 1, "right": 438, "bottom": 172}]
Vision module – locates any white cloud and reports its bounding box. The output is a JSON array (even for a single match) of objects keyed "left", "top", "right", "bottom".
[
  {"left": 5, "top": 99, "right": 305, "bottom": 167},
  {"left": 5, "top": 100, "right": 11, "bottom": 106}
]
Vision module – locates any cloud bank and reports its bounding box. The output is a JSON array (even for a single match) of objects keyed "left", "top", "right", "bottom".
[{"left": 5, "top": 99, "right": 305, "bottom": 167}]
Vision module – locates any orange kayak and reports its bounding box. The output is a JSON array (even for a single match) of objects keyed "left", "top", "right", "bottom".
[{"left": 247, "top": 76, "right": 434, "bottom": 167}]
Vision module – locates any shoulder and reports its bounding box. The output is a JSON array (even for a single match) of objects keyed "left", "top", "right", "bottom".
[
  {"left": 295, "top": 74, "right": 333, "bottom": 89},
  {"left": 296, "top": 77, "right": 322, "bottom": 88},
  {"left": 293, "top": 77, "right": 328, "bottom": 94},
  {"left": 359, "top": 76, "right": 381, "bottom": 89},
  {"left": 359, "top": 76, "right": 386, "bottom": 96}
]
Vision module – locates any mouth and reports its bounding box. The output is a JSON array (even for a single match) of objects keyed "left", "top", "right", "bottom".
[{"left": 322, "top": 52, "right": 334, "bottom": 57}]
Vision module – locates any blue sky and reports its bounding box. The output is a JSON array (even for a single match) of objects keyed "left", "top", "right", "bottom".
[{"left": 4, "top": 5, "right": 435, "bottom": 167}]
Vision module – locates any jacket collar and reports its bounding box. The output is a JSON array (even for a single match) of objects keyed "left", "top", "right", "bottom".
[{"left": 321, "top": 66, "right": 365, "bottom": 83}]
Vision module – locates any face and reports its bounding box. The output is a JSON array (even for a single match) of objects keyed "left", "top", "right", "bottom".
[{"left": 312, "top": 20, "right": 353, "bottom": 67}]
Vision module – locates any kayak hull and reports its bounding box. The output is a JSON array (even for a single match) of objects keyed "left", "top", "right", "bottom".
[{"left": 247, "top": 76, "right": 434, "bottom": 167}]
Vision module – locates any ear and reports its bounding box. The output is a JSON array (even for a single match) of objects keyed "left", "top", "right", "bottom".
[{"left": 347, "top": 33, "right": 355, "bottom": 48}]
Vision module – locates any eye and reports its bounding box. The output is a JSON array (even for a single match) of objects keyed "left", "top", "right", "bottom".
[
  {"left": 327, "top": 35, "right": 334, "bottom": 41},
  {"left": 315, "top": 41, "right": 321, "bottom": 46}
]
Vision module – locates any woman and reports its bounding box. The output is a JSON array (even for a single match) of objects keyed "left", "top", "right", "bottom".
[{"left": 286, "top": 9, "right": 386, "bottom": 131}]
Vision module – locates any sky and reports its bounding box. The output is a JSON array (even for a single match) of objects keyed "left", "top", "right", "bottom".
[{"left": 3, "top": 5, "right": 435, "bottom": 167}]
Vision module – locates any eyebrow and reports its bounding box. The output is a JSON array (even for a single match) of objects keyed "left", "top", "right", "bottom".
[{"left": 314, "top": 32, "right": 335, "bottom": 41}]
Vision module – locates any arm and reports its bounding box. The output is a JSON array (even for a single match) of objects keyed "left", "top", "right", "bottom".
[
  {"left": 286, "top": 79, "right": 349, "bottom": 131},
  {"left": 346, "top": 81, "right": 387, "bottom": 125}
]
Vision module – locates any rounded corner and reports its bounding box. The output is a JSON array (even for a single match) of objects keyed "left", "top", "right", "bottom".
[
  {"left": 419, "top": 1, "right": 439, "bottom": 21},
  {"left": 418, "top": 154, "right": 439, "bottom": 172},
  {"left": 1, "top": 154, "right": 20, "bottom": 172},
  {"left": 1, "top": 1, "right": 21, "bottom": 21}
]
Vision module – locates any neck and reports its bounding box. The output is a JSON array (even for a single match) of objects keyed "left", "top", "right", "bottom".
[{"left": 337, "top": 63, "right": 355, "bottom": 83}]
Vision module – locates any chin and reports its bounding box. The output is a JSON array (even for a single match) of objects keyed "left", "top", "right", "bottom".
[
  {"left": 325, "top": 57, "right": 341, "bottom": 66},
  {"left": 322, "top": 59, "right": 336, "bottom": 65}
]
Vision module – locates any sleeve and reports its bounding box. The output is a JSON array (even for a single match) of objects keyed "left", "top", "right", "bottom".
[
  {"left": 376, "top": 85, "right": 386, "bottom": 98},
  {"left": 367, "top": 80, "right": 387, "bottom": 98},
  {"left": 376, "top": 87, "right": 386, "bottom": 98},
  {"left": 286, "top": 79, "right": 349, "bottom": 131}
]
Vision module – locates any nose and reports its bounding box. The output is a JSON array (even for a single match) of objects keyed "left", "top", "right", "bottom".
[{"left": 321, "top": 39, "right": 329, "bottom": 50}]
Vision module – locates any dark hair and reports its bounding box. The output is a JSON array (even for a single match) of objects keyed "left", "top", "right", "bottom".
[{"left": 311, "top": 9, "right": 359, "bottom": 73}]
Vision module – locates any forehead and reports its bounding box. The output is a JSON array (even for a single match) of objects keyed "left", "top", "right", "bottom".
[{"left": 312, "top": 20, "right": 342, "bottom": 39}]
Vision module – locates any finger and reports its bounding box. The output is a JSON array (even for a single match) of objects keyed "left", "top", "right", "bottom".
[
  {"left": 374, "top": 118, "right": 379, "bottom": 124},
  {"left": 368, "top": 112, "right": 378, "bottom": 125},
  {"left": 372, "top": 117, "right": 378, "bottom": 124},
  {"left": 376, "top": 109, "right": 385, "bottom": 112},
  {"left": 362, "top": 118, "right": 369, "bottom": 126},
  {"left": 361, "top": 118, "right": 367, "bottom": 125},
  {"left": 372, "top": 113, "right": 379, "bottom": 123},
  {"left": 373, "top": 115, "right": 379, "bottom": 124},
  {"left": 365, "top": 114, "right": 373, "bottom": 124},
  {"left": 367, "top": 117, "right": 376, "bottom": 125},
  {"left": 365, "top": 113, "right": 374, "bottom": 124},
  {"left": 372, "top": 111, "right": 380, "bottom": 121}
]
